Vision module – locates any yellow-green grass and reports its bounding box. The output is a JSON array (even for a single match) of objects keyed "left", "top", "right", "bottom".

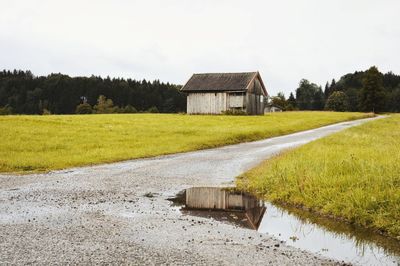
[
  {"left": 0, "top": 111, "right": 371, "bottom": 174},
  {"left": 237, "top": 115, "right": 400, "bottom": 238}
]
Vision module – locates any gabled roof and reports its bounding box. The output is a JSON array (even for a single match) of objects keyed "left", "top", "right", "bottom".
[{"left": 180, "top": 72, "right": 267, "bottom": 95}]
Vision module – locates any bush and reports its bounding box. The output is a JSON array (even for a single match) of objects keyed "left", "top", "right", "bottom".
[
  {"left": 222, "top": 109, "right": 247, "bottom": 115},
  {"left": 285, "top": 104, "right": 297, "bottom": 111},
  {"left": 42, "top": 109, "right": 52, "bottom": 115},
  {"left": 123, "top": 105, "right": 138, "bottom": 113},
  {"left": 0, "top": 105, "right": 13, "bottom": 115},
  {"left": 147, "top": 106, "right": 159, "bottom": 113},
  {"left": 93, "top": 95, "right": 117, "bottom": 114},
  {"left": 75, "top": 103, "right": 93, "bottom": 114}
]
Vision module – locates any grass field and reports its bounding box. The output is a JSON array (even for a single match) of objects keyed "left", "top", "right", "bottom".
[
  {"left": 237, "top": 115, "right": 400, "bottom": 238},
  {"left": 0, "top": 111, "right": 371, "bottom": 173}
]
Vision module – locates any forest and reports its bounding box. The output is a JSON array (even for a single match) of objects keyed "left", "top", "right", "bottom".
[
  {"left": 1, "top": 66, "right": 399, "bottom": 115},
  {"left": 272, "top": 66, "right": 400, "bottom": 113},
  {"left": 0, "top": 70, "right": 186, "bottom": 114}
]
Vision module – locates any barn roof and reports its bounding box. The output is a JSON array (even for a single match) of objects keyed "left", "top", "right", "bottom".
[{"left": 180, "top": 72, "right": 267, "bottom": 95}]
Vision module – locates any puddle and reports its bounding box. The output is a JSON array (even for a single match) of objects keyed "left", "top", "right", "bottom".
[
  {"left": 169, "top": 187, "right": 400, "bottom": 266},
  {"left": 169, "top": 187, "right": 266, "bottom": 230}
]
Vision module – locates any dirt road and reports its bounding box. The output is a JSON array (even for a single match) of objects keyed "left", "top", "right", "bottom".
[{"left": 0, "top": 117, "right": 380, "bottom": 265}]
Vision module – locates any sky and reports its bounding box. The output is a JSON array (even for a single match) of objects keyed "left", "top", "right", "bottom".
[{"left": 1, "top": 0, "right": 399, "bottom": 96}]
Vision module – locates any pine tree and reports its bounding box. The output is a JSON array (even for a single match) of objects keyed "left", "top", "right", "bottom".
[
  {"left": 359, "top": 66, "right": 385, "bottom": 112},
  {"left": 287, "top": 92, "right": 296, "bottom": 108},
  {"left": 329, "top": 79, "right": 336, "bottom": 94},
  {"left": 324, "top": 82, "right": 330, "bottom": 99},
  {"left": 312, "top": 87, "right": 325, "bottom": 110}
]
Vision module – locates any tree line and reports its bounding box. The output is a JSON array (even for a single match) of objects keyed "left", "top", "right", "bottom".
[
  {"left": 270, "top": 66, "right": 400, "bottom": 113},
  {"left": 0, "top": 70, "right": 186, "bottom": 115},
  {"left": 2, "top": 67, "right": 399, "bottom": 115}
]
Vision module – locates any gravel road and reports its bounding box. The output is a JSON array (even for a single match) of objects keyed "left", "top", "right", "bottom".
[{"left": 0, "top": 117, "right": 380, "bottom": 265}]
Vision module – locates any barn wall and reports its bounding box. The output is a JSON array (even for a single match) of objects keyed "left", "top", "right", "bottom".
[
  {"left": 227, "top": 93, "right": 245, "bottom": 108},
  {"left": 186, "top": 187, "right": 227, "bottom": 209},
  {"left": 185, "top": 187, "right": 247, "bottom": 210},
  {"left": 246, "top": 78, "right": 265, "bottom": 115},
  {"left": 187, "top": 92, "right": 227, "bottom": 114}
]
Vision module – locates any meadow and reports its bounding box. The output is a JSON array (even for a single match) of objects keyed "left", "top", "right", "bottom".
[
  {"left": 237, "top": 115, "right": 400, "bottom": 238},
  {"left": 0, "top": 111, "right": 371, "bottom": 173}
]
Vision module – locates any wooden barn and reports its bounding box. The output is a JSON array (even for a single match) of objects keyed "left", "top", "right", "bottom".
[{"left": 180, "top": 72, "right": 268, "bottom": 115}]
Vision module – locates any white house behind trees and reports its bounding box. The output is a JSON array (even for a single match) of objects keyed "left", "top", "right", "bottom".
[{"left": 180, "top": 72, "right": 268, "bottom": 115}]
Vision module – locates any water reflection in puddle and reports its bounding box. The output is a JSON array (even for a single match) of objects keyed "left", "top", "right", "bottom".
[
  {"left": 169, "top": 187, "right": 400, "bottom": 266},
  {"left": 170, "top": 187, "right": 266, "bottom": 230}
]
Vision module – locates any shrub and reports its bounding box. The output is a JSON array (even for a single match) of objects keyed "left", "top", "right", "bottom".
[
  {"left": 0, "top": 105, "right": 13, "bottom": 115},
  {"left": 147, "top": 106, "right": 159, "bottom": 113},
  {"left": 42, "top": 109, "right": 52, "bottom": 115},
  {"left": 222, "top": 109, "right": 247, "bottom": 115},
  {"left": 93, "top": 95, "right": 117, "bottom": 113},
  {"left": 75, "top": 103, "right": 93, "bottom": 114},
  {"left": 123, "top": 105, "right": 138, "bottom": 113}
]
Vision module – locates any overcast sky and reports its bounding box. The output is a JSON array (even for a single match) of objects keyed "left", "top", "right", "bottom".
[{"left": 1, "top": 0, "right": 399, "bottom": 95}]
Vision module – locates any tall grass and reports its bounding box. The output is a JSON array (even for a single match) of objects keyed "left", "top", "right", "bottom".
[
  {"left": 0, "top": 111, "right": 371, "bottom": 173},
  {"left": 237, "top": 115, "right": 400, "bottom": 238}
]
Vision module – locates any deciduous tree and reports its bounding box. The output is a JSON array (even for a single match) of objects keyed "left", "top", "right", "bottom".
[
  {"left": 295, "top": 79, "right": 324, "bottom": 110},
  {"left": 325, "top": 91, "right": 349, "bottom": 112},
  {"left": 93, "top": 95, "right": 116, "bottom": 114},
  {"left": 270, "top": 92, "right": 287, "bottom": 110}
]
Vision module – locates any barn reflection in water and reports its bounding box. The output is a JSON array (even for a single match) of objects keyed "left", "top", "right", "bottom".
[{"left": 171, "top": 187, "right": 265, "bottom": 230}]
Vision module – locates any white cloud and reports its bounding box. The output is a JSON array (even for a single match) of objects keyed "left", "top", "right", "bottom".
[{"left": 1, "top": 0, "right": 399, "bottom": 95}]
